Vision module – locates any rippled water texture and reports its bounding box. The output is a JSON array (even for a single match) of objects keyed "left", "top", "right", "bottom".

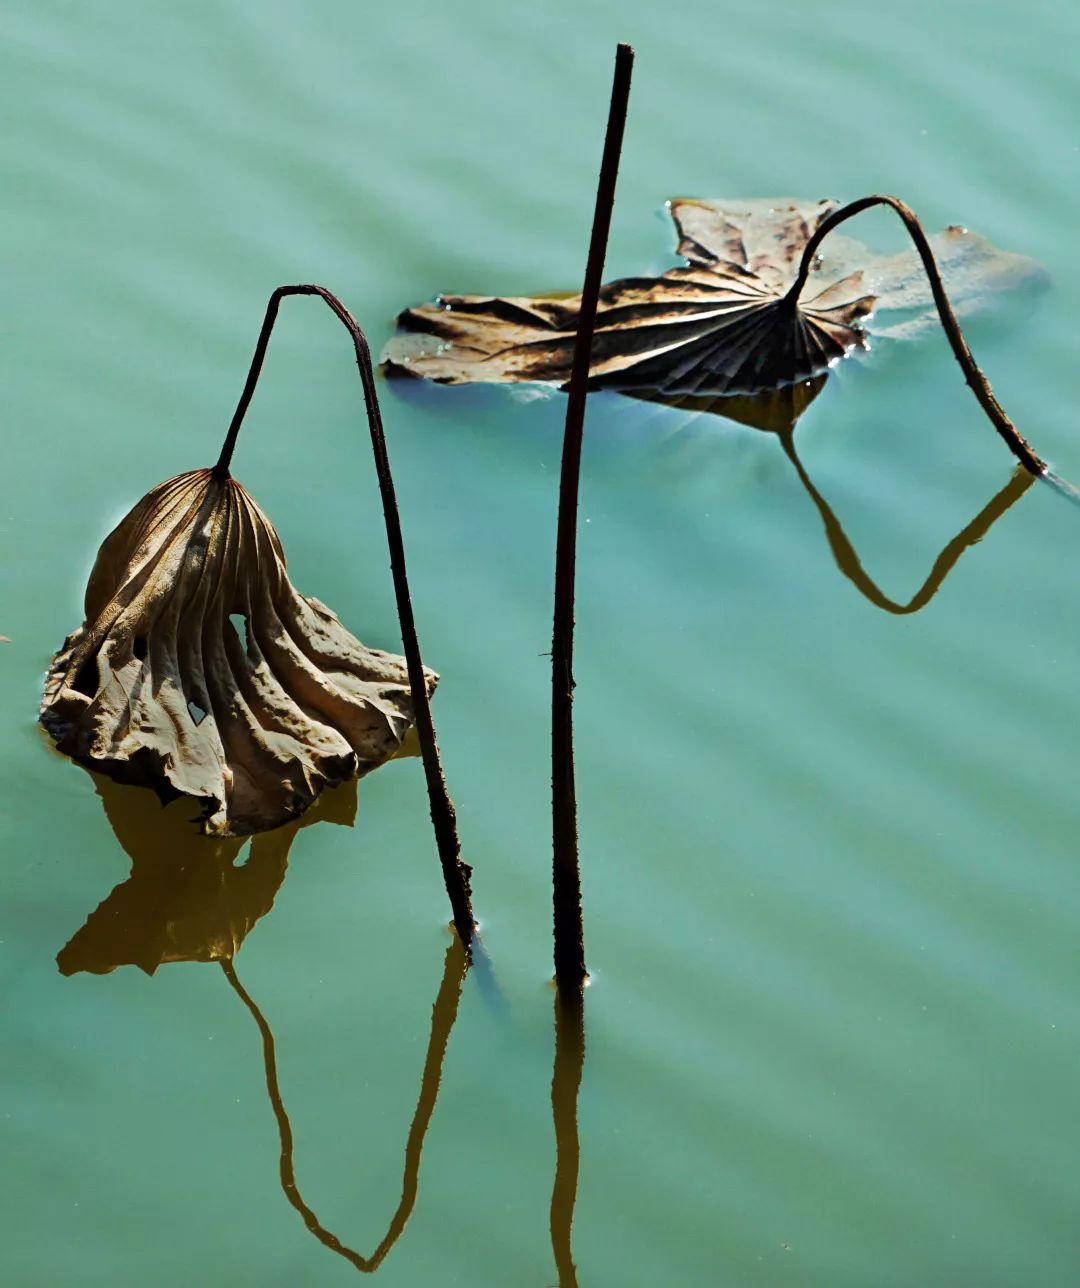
[{"left": 5, "top": 2, "right": 1080, "bottom": 1284}]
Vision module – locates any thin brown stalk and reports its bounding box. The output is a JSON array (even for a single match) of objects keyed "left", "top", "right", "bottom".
[
  {"left": 783, "top": 194, "right": 1080, "bottom": 504},
  {"left": 551, "top": 43, "right": 635, "bottom": 992},
  {"left": 214, "top": 285, "right": 475, "bottom": 949}
]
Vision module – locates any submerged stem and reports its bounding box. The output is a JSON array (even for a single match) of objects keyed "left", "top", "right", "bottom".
[
  {"left": 551, "top": 43, "right": 634, "bottom": 992},
  {"left": 215, "top": 285, "right": 475, "bottom": 950},
  {"left": 784, "top": 194, "right": 1080, "bottom": 498}
]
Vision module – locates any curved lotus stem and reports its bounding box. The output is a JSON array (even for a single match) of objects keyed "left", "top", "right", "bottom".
[
  {"left": 221, "top": 937, "right": 467, "bottom": 1273},
  {"left": 783, "top": 194, "right": 1080, "bottom": 503},
  {"left": 214, "top": 284, "right": 475, "bottom": 950}
]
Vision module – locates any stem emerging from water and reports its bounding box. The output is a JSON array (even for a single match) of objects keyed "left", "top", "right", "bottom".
[
  {"left": 215, "top": 285, "right": 475, "bottom": 950},
  {"left": 784, "top": 194, "right": 1080, "bottom": 503},
  {"left": 551, "top": 43, "right": 634, "bottom": 992}
]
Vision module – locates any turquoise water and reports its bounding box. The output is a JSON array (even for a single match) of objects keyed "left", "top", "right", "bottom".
[{"left": 5, "top": 2, "right": 1080, "bottom": 1283}]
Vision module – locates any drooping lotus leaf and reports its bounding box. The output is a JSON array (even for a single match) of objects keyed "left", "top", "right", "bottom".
[
  {"left": 382, "top": 197, "right": 1045, "bottom": 399},
  {"left": 41, "top": 468, "right": 432, "bottom": 837}
]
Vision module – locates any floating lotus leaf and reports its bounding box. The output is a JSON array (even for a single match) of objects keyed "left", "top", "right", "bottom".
[
  {"left": 41, "top": 468, "right": 432, "bottom": 837},
  {"left": 382, "top": 197, "right": 1045, "bottom": 399}
]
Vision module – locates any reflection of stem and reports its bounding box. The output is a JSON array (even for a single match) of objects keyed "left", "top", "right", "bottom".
[
  {"left": 781, "top": 437, "right": 1035, "bottom": 613},
  {"left": 213, "top": 283, "right": 476, "bottom": 951},
  {"left": 220, "top": 938, "right": 468, "bottom": 1273},
  {"left": 552, "top": 44, "right": 634, "bottom": 991},
  {"left": 784, "top": 193, "right": 1080, "bottom": 504},
  {"left": 550, "top": 989, "right": 586, "bottom": 1288}
]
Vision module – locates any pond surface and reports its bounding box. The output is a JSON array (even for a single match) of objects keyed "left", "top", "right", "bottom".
[{"left": 5, "top": 2, "right": 1080, "bottom": 1284}]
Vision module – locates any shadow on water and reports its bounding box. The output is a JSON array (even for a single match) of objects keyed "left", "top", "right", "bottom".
[
  {"left": 550, "top": 990, "right": 586, "bottom": 1288},
  {"left": 57, "top": 774, "right": 469, "bottom": 1276}
]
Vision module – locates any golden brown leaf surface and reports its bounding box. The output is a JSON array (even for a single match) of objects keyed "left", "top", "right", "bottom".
[
  {"left": 382, "top": 197, "right": 1045, "bottom": 399},
  {"left": 41, "top": 469, "right": 432, "bottom": 836},
  {"left": 382, "top": 199, "right": 873, "bottom": 395}
]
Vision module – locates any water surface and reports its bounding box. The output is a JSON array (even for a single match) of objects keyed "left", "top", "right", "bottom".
[{"left": 5, "top": 2, "right": 1080, "bottom": 1284}]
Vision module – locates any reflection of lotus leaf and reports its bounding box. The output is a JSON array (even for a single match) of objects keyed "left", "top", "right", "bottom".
[
  {"left": 625, "top": 373, "right": 827, "bottom": 434},
  {"left": 57, "top": 775, "right": 357, "bottom": 975},
  {"left": 383, "top": 197, "right": 1044, "bottom": 401},
  {"left": 57, "top": 767, "right": 466, "bottom": 1278},
  {"left": 42, "top": 469, "right": 432, "bottom": 837}
]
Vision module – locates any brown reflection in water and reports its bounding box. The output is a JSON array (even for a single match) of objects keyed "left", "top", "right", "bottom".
[
  {"left": 550, "top": 990, "right": 586, "bottom": 1288},
  {"left": 780, "top": 442, "right": 1035, "bottom": 614},
  {"left": 222, "top": 936, "right": 468, "bottom": 1274},
  {"left": 636, "top": 378, "right": 1034, "bottom": 614},
  {"left": 58, "top": 773, "right": 357, "bottom": 975},
  {"left": 627, "top": 373, "right": 826, "bottom": 434},
  {"left": 57, "top": 770, "right": 467, "bottom": 1276}
]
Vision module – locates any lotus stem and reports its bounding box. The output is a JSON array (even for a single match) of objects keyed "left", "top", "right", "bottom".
[
  {"left": 784, "top": 194, "right": 1080, "bottom": 503},
  {"left": 551, "top": 43, "right": 634, "bottom": 992},
  {"left": 215, "top": 285, "right": 476, "bottom": 950}
]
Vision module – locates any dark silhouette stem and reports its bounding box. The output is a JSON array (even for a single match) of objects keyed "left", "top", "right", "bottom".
[
  {"left": 220, "top": 937, "right": 467, "bottom": 1273},
  {"left": 215, "top": 285, "right": 475, "bottom": 949},
  {"left": 550, "top": 988, "right": 586, "bottom": 1288},
  {"left": 784, "top": 194, "right": 1080, "bottom": 504},
  {"left": 551, "top": 43, "right": 634, "bottom": 992}
]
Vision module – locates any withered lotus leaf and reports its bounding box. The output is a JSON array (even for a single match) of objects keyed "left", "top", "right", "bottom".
[
  {"left": 382, "top": 198, "right": 1044, "bottom": 398},
  {"left": 41, "top": 469, "right": 433, "bottom": 836}
]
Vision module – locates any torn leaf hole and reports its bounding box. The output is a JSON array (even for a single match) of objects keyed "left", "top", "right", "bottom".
[
  {"left": 187, "top": 699, "right": 208, "bottom": 726},
  {"left": 229, "top": 613, "right": 250, "bottom": 650},
  {"left": 132, "top": 635, "right": 148, "bottom": 661}
]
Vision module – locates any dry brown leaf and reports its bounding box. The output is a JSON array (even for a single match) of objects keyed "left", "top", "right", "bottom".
[
  {"left": 382, "top": 197, "right": 1044, "bottom": 400},
  {"left": 41, "top": 468, "right": 431, "bottom": 837},
  {"left": 384, "top": 198, "right": 872, "bottom": 397}
]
